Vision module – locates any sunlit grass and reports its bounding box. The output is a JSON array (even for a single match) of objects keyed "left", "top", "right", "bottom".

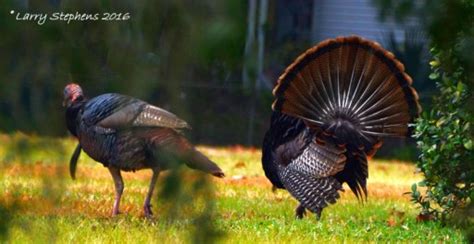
[{"left": 0, "top": 133, "right": 466, "bottom": 242}]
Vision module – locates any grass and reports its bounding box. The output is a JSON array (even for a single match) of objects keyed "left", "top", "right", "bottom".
[{"left": 0, "top": 133, "right": 467, "bottom": 243}]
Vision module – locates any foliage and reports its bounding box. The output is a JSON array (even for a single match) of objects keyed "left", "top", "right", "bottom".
[
  {"left": 411, "top": 48, "right": 473, "bottom": 220},
  {"left": 373, "top": 0, "right": 474, "bottom": 228}
]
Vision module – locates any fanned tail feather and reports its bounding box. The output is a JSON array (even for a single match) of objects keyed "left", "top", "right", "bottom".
[{"left": 272, "top": 36, "right": 421, "bottom": 149}]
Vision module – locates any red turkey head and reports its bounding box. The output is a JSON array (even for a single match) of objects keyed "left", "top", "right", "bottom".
[{"left": 63, "top": 83, "right": 84, "bottom": 107}]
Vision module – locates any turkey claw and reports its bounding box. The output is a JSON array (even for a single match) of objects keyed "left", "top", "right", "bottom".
[
  {"left": 295, "top": 205, "right": 306, "bottom": 219},
  {"left": 144, "top": 204, "right": 153, "bottom": 218}
]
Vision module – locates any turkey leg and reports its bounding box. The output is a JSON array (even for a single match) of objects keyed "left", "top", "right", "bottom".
[
  {"left": 314, "top": 208, "right": 322, "bottom": 220},
  {"left": 144, "top": 168, "right": 160, "bottom": 218},
  {"left": 108, "top": 167, "right": 124, "bottom": 216}
]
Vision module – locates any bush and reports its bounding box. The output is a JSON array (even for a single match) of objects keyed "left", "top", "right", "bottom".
[{"left": 411, "top": 47, "right": 474, "bottom": 221}]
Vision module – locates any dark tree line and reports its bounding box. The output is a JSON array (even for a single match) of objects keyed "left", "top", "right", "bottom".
[
  {"left": 0, "top": 0, "right": 255, "bottom": 144},
  {"left": 0, "top": 0, "right": 439, "bottom": 147}
]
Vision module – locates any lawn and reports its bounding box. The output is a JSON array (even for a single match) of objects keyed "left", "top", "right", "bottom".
[{"left": 0, "top": 133, "right": 466, "bottom": 243}]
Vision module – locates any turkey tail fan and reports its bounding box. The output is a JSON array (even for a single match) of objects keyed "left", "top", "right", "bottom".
[{"left": 272, "top": 36, "right": 421, "bottom": 148}]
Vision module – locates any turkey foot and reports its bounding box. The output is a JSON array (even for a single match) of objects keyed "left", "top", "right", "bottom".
[
  {"left": 314, "top": 208, "right": 322, "bottom": 220},
  {"left": 295, "top": 204, "right": 306, "bottom": 219},
  {"left": 112, "top": 209, "right": 122, "bottom": 216},
  {"left": 144, "top": 204, "right": 153, "bottom": 218}
]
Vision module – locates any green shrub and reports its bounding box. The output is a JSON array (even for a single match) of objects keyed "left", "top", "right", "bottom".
[{"left": 411, "top": 48, "right": 473, "bottom": 221}]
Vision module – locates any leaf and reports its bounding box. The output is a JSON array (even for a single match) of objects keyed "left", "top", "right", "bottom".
[
  {"left": 413, "top": 191, "right": 420, "bottom": 199},
  {"left": 436, "top": 118, "right": 445, "bottom": 127},
  {"left": 456, "top": 82, "right": 465, "bottom": 93},
  {"left": 463, "top": 122, "right": 470, "bottom": 132},
  {"left": 463, "top": 139, "right": 472, "bottom": 150},
  {"left": 429, "top": 72, "right": 439, "bottom": 80},
  {"left": 429, "top": 60, "right": 440, "bottom": 67}
]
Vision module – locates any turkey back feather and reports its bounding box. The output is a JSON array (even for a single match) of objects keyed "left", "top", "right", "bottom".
[
  {"left": 83, "top": 93, "right": 189, "bottom": 130},
  {"left": 272, "top": 36, "right": 421, "bottom": 150}
]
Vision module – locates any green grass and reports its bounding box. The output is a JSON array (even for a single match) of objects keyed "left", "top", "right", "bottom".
[{"left": 0, "top": 133, "right": 466, "bottom": 243}]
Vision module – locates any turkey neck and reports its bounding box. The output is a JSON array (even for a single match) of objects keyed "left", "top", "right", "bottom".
[{"left": 65, "top": 100, "right": 86, "bottom": 137}]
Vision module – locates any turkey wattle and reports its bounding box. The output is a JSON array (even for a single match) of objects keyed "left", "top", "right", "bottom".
[
  {"left": 262, "top": 36, "right": 421, "bottom": 219},
  {"left": 63, "top": 83, "right": 224, "bottom": 218}
]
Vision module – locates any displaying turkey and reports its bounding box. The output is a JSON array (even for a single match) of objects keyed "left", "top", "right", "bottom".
[
  {"left": 262, "top": 36, "right": 421, "bottom": 219},
  {"left": 63, "top": 83, "right": 224, "bottom": 218}
]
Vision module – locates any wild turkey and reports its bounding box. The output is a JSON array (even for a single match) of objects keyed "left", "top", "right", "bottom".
[
  {"left": 262, "top": 36, "right": 421, "bottom": 219},
  {"left": 63, "top": 83, "right": 224, "bottom": 217}
]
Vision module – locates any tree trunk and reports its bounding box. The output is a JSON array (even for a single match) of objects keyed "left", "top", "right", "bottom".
[
  {"left": 256, "top": 0, "right": 268, "bottom": 90},
  {"left": 242, "top": 0, "right": 257, "bottom": 89},
  {"left": 247, "top": 0, "right": 269, "bottom": 145}
]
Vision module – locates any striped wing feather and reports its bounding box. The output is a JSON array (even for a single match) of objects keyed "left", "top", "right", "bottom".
[{"left": 83, "top": 93, "right": 190, "bottom": 130}]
